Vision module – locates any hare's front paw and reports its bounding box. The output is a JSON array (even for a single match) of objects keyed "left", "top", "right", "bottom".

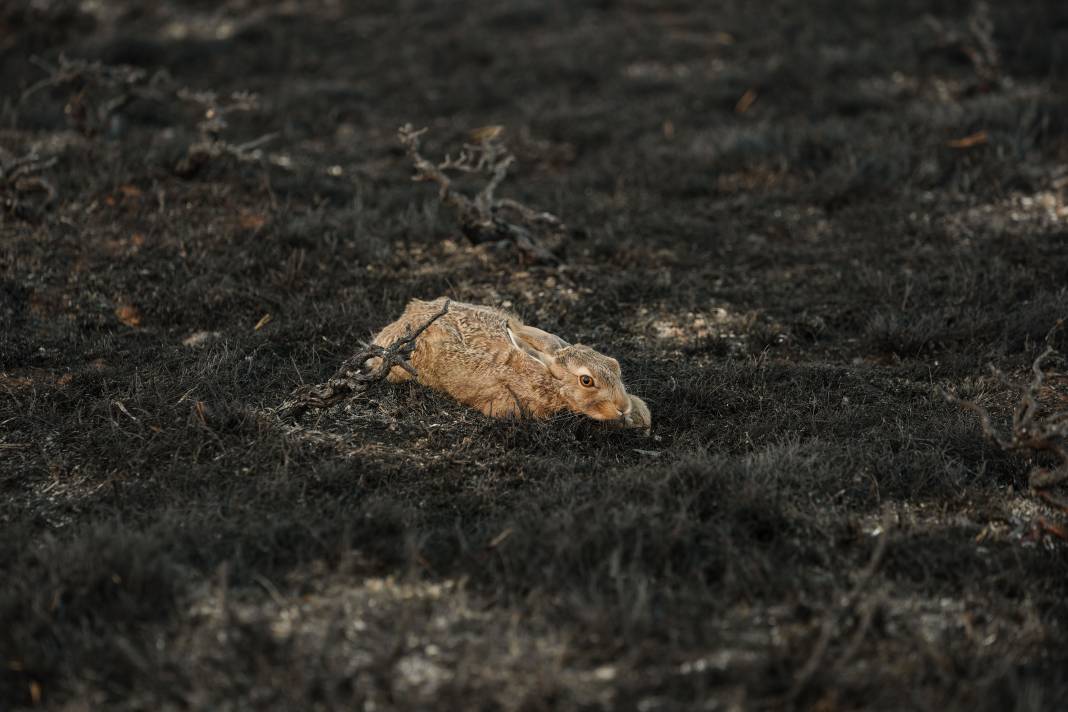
[
  {"left": 624, "top": 394, "right": 651, "bottom": 431},
  {"left": 599, "top": 394, "right": 651, "bottom": 431}
]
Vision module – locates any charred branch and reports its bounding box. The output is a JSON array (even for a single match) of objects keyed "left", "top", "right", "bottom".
[
  {"left": 0, "top": 150, "right": 57, "bottom": 219},
  {"left": 923, "top": 1, "right": 1003, "bottom": 88},
  {"left": 174, "top": 89, "right": 276, "bottom": 177},
  {"left": 19, "top": 55, "right": 275, "bottom": 177},
  {"left": 398, "top": 124, "right": 564, "bottom": 265},
  {"left": 20, "top": 54, "right": 169, "bottom": 136},
  {"left": 944, "top": 321, "right": 1068, "bottom": 491},
  {"left": 277, "top": 299, "right": 450, "bottom": 419}
]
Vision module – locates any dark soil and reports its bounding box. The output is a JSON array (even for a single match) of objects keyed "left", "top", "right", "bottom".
[{"left": 3, "top": 1, "right": 1068, "bottom": 710}]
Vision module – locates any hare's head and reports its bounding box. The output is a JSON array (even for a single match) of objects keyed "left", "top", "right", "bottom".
[{"left": 546, "top": 344, "right": 633, "bottom": 422}]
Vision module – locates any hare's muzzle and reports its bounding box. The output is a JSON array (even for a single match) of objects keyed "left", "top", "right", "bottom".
[{"left": 601, "top": 395, "right": 631, "bottom": 421}]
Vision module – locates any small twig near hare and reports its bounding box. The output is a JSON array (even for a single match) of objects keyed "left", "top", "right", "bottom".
[
  {"left": 944, "top": 320, "right": 1068, "bottom": 538},
  {"left": 0, "top": 149, "right": 57, "bottom": 219},
  {"left": 398, "top": 124, "right": 565, "bottom": 265},
  {"left": 277, "top": 299, "right": 451, "bottom": 419}
]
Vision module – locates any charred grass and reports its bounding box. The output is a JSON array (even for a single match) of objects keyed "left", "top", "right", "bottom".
[{"left": 2, "top": 1, "right": 1068, "bottom": 710}]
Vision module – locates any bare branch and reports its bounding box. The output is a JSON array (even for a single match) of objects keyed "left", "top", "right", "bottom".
[
  {"left": 0, "top": 150, "right": 58, "bottom": 219},
  {"left": 398, "top": 124, "right": 456, "bottom": 203},
  {"left": 944, "top": 320, "right": 1068, "bottom": 492},
  {"left": 397, "top": 123, "right": 565, "bottom": 265},
  {"left": 18, "top": 54, "right": 276, "bottom": 178},
  {"left": 174, "top": 89, "right": 275, "bottom": 177},
  {"left": 495, "top": 198, "right": 564, "bottom": 229},
  {"left": 923, "top": 1, "right": 1003, "bottom": 88},
  {"left": 781, "top": 510, "right": 893, "bottom": 706},
  {"left": 475, "top": 149, "right": 515, "bottom": 214},
  {"left": 276, "top": 299, "right": 451, "bottom": 419},
  {"left": 942, "top": 390, "right": 1016, "bottom": 451},
  {"left": 20, "top": 54, "right": 150, "bottom": 105},
  {"left": 1, "top": 152, "right": 57, "bottom": 182},
  {"left": 18, "top": 54, "right": 167, "bottom": 136}
]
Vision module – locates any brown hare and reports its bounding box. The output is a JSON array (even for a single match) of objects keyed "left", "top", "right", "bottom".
[{"left": 369, "top": 297, "right": 650, "bottom": 429}]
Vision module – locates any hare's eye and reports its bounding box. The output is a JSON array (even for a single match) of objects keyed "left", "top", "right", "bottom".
[{"left": 580, "top": 375, "right": 595, "bottom": 388}]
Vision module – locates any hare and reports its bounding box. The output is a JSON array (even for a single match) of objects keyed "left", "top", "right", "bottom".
[{"left": 369, "top": 297, "right": 650, "bottom": 429}]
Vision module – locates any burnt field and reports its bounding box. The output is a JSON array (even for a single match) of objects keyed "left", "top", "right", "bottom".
[{"left": 2, "top": 1, "right": 1068, "bottom": 710}]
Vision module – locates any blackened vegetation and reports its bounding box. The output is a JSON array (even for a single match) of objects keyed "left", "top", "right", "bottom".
[
  {"left": 172, "top": 89, "right": 276, "bottom": 179},
  {"left": 16, "top": 53, "right": 274, "bottom": 180},
  {"left": 0, "top": 150, "right": 56, "bottom": 219},
  {"left": 946, "top": 322, "right": 1068, "bottom": 532},
  {"left": 2, "top": 1, "right": 1068, "bottom": 711},
  {"left": 399, "top": 124, "right": 565, "bottom": 264},
  {"left": 19, "top": 55, "right": 164, "bottom": 136}
]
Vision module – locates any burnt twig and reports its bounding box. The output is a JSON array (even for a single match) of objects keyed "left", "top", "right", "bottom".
[
  {"left": 277, "top": 299, "right": 450, "bottom": 419},
  {"left": 175, "top": 89, "right": 276, "bottom": 177},
  {"left": 944, "top": 321, "right": 1068, "bottom": 492},
  {"left": 20, "top": 54, "right": 168, "bottom": 135},
  {"left": 19, "top": 54, "right": 276, "bottom": 177},
  {"left": 781, "top": 511, "right": 892, "bottom": 707},
  {"left": 21, "top": 55, "right": 150, "bottom": 104},
  {"left": 398, "top": 124, "right": 564, "bottom": 265},
  {"left": 923, "top": 1, "right": 1003, "bottom": 88},
  {"left": 0, "top": 150, "right": 57, "bottom": 218}
]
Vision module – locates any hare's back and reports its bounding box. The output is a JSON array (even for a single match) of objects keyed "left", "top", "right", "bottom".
[
  {"left": 406, "top": 300, "right": 519, "bottom": 390},
  {"left": 404, "top": 298, "right": 509, "bottom": 343},
  {"left": 451, "top": 302, "right": 512, "bottom": 341}
]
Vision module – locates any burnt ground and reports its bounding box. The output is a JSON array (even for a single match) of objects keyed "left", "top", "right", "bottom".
[{"left": 2, "top": 1, "right": 1068, "bottom": 710}]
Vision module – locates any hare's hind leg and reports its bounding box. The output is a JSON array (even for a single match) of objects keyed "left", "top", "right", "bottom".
[
  {"left": 474, "top": 387, "right": 527, "bottom": 420},
  {"left": 478, "top": 396, "right": 521, "bottom": 419},
  {"left": 624, "top": 394, "right": 651, "bottom": 429}
]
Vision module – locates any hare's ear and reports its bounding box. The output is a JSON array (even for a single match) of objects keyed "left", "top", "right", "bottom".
[
  {"left": 510, "top": 324, "right": 570, "bottom": 355},
  {"left": 507, "top": 327, "right": 554, "bottom": 371},
  {"left": 546, "top": 356, "right": 570, "bottom": 381}
]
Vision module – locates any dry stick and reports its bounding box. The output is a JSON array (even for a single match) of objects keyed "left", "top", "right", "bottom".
[
  {"left": 781, "top": 511, "right": 893, "bottom": 707},
  {"left": 1037, "top": 490, "right": 1068, "bottom": 516},
  {"left": 966, "top": 1, "right": 1001, "bottom": 83},
  {"left": 923, "top": 2, "right": 1002, "bottom": 86},
  {"left": 1036, "top": 519, "right": 1068, "bottom": 541},
  {"left": 836, "top": 594, "right": 882, "bottom": 665},
  {"left": 943, "top": 320, "right": 1068, "bottom": 491},
  {"left": 175, "top": 89, "right": 276, "bottom": 177},
  {"left": 20, "top": 55, "right": 150, "bottom": 104},
  {"left": 0, "top": 152, "right": 58, "bottom": 214},
  {"left": 496, "top": 197, "right": 563, "bottom": 229},
  {"left": 1, "top": 152, "right": 58, "bottom": 180},
  {"left": 277, "top": 299, "right": 450, "bottom": 418},
  {"left": 397, "top": 124, "right": 561, "bottom": 264},
  {"left": 18, "top": 55, "right": 167, "bottom": 137},
  {"left": 19, "top": 55, "right": 273, "bottom": 176}
]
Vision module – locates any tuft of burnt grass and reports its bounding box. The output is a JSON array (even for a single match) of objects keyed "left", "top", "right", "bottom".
[{"left": 2, "top": 1, "right": 1068, "bottom": 710}]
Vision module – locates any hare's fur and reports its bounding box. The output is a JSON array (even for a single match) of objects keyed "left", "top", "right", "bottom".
[{"left": 371, "top": 297, "right": 650, "bottom": 427}]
